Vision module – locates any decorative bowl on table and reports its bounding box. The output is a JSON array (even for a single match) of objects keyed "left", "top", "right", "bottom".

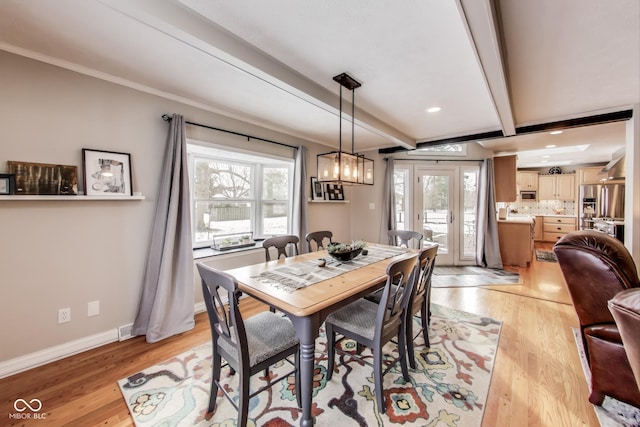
[{"left": 327, "top": 241, "right": 365, "bottom": 262}]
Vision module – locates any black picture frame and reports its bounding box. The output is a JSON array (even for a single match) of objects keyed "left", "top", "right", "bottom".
[
  {"left": 82, "top": 149, "right": 133, "bottom": 196},
  {"left": 310, "top": 177, "right": 324, "bottom": 200},
  {"left": 325, "top": 183, "right": 344, "bottom": 200},
  {"left": 0, "top": 173, "right": 16, "bottom": 195}
]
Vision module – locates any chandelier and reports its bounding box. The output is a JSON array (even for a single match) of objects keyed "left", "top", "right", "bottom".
[{"left": 317, "top": 73, "right": 374, "bottom": 185}]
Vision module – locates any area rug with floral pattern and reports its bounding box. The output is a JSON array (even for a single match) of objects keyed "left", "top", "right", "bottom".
[{"left": 118, "top": 304, "right": 501, "bottom": 426}]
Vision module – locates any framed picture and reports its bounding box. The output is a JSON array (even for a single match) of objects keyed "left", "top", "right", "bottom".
[
  {"left": 0, "top": 174, "right": 16, "bottom": 195},
  {"left": 325, "top": 183, "right": 344, "bottom": 200},
  {"left": 7, "top": 161, "right": 78, "bottom": 195},
  {"left": 82, "top": 149, "right": 133, "bottom": 196},
  {"left": 310, "top": 177, "right": 324, "bottom": 200}
]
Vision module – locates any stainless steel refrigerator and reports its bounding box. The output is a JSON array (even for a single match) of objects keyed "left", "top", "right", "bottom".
[{"left": 579, "top": 183, "right": 625, "bottom": 229}]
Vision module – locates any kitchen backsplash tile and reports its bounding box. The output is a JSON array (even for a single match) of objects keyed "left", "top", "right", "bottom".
[{"left": 506, "top": 199, "right": 576, "bottom": 216}]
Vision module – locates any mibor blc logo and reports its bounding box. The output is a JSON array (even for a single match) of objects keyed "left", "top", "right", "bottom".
[{"left": 9, "top": 398, "right": 46, "bottom": 420}]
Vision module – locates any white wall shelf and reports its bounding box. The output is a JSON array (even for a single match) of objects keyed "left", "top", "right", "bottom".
[{"left": 0, "top": 195, "right": 145, "bottom": 201}]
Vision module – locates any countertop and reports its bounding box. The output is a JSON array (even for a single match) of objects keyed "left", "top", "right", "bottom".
[
  {"left": 508, "top": 213, "right": 577, "bottom": 218},
  {"left": 497, "top": 216, "right": 534, "bottom": 224}
]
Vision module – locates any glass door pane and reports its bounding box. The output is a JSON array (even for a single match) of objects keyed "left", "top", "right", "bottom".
[{"left": 417, "top": 168, "right": 455, "bottom": 265}]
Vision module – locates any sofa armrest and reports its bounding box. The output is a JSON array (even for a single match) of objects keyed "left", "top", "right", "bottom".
[{"left": 609, "top": 288, "right": 640, "bottom": 386}]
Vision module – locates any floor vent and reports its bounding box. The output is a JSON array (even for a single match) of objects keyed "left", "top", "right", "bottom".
[{"left": 118, "top": 323, "right": 134, "bottom": 341}]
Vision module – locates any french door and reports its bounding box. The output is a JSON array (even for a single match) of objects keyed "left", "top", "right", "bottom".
[{"left": 413, "top": 166, "right": 478, "bottom": 265}]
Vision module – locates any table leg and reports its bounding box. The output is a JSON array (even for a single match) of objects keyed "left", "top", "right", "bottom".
[{"left": 289, "top": 314, "right": 320, "bottom": 427}]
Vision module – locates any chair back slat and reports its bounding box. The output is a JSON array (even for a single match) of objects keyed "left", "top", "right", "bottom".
[
  {"left": 413, "top": 244, "right": 438, "bottom": 308},
  {"left": 262, "top": 235, "right": 300, "bottom": 261},
  {"left": 376, "top": 255, "right": 419, "bottom": 339},
  {"left": 197, "top": 263, "right": 248, "bottom": 365},
  {"left": 305, "top": 230, "right": 333, "bottom": 252},
  {"left": 388, "top": 229, "right": 423, "bottom": 249}
]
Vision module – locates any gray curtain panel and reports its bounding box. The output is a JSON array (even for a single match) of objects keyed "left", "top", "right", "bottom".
[
  {"left": 379, "top": 158, "right": 396, "bottom": 244},
  {"left": 292, "top": 145, "right": 309, "bottom": 253},
  {"left": 476, "top": 158, "right": 503, "bottom": 268},
  {"left": 132, "top": 114, "right": 194, "bottom": 342}
]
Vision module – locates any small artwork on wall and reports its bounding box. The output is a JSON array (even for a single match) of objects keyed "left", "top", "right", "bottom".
[
  {"left": 7, "top": 161, "right": 78, "bottom": 195},
  {"left": 0, "top": 174, "right": 16, "bottom": 195},
  {"left": 310, "top": 177, "right": 324, "bottom": 200},
  {"left": 325, "top": 183, "right": 344, "bottom": 201},
  {"left": 82, "top": 149, "right": 133, "bottom": 196}
]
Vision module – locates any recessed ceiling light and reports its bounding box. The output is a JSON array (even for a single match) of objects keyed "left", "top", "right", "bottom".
[
  {"left": 426, "top": 107, "right": 441, "bottom": 113},
  {"left": 550, "top": 130, "right": 563, "bottom": 135},
  {"left": 546, "top": 144, "right": 556, "bottom": 148},
  {"left": 542, "top": 155, "right": 550, "bottom": 158},
  {"left": 540, "top": 160, "right": 548, "bottom": 163}
]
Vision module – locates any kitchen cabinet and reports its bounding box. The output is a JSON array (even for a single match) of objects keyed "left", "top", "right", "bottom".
[
  {"left": 497, "top": 218, "right": 534, "bottom": 267},
  {"left": 518, "top": 171, "right": 539, "bottom": 191},
  {"left": 494, "top": 155, "right": 517, "bottom": 202},
  {"left": 577, "top": 166, "right": 607, "bottom": 185},
  {"left": 534, "top": 216, "right": 543, "bottom": 241},
  {"left": 542, "top": 216, "right": 577, "bottom": 242},
  {"left": 538, "top": 174, "right": 575, "bottom": 200}
]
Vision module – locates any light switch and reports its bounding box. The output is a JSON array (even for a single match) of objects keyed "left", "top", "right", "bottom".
[
  {"left": 88, "top": 300, "right": 100, "bottom": 317},
  {"left": 369, "top": 203, "right": 375, "bottom": 210}
]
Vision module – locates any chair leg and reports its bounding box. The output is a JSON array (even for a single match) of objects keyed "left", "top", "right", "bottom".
[
  {"left": 421, "top": 306, "right": 430, "bottom": 348},
  {"left": 406, "top": 315, "right": 417, "bottom": 369},
  {"left": 398, "top": 325, "right": 410, "bottom": 381},
  {"left": 326, "top": 324, "right": 336, "bottom": 380},
  {"left": 373, "top": 345, "right": 386, "bottom": 413},
  {"left": 238, "top": 370, "right": 251, "bottom": 427},
  {"left": 589, "top": 389, "right": 605, "bottom": 405},
  {"left": 209, "top": 352, "right": 222, "bottom": 413}
]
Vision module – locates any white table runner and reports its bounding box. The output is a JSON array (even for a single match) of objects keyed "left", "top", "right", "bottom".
[{"left": 250, "top": 245, "right": 408, "bottom": 293}]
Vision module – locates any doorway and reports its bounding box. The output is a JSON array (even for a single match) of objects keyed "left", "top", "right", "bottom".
[{"left": 395, "top": 165, "right": 478, "bottom": 265}]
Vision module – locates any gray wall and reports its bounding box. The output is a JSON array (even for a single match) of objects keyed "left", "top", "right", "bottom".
[{"left": 0, "top": 51, "right": 357, "bottom": 366}]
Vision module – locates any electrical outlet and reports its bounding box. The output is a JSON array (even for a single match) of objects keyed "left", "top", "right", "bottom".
[{"left": 58, "top": 307, "right": 71, "bottom": 324}]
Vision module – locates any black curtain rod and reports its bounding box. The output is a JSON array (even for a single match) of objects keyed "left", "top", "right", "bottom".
[
  {"left": 392, "top": 158, "right": 482, "bottom": 163},
  {"left": 162, "top": 114, "right": 298, "bottom": 150}
]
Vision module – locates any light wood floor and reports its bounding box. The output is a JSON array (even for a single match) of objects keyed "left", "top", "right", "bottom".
[{"left": 0, "top": 243, "right": 600, "bottom": 426}]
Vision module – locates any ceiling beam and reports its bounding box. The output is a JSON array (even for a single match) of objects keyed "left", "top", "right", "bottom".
[
  {"left": 379, "top": 109, "right": 633, "bottom": 154},
  {"left": 99, "top": 0, "right": 415, "bottom": 149},
  {"left": 457, "top": 0, "right": 516, "bottom": 136}
]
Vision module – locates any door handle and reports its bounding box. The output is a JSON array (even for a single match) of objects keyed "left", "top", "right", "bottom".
[{"left": 450, "top": 211, "right": 454, "bottom": 223}]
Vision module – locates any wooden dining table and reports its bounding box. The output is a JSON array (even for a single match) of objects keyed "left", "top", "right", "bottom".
[{"left": 225, "top": 243, "right": 416, "bottom": 427}]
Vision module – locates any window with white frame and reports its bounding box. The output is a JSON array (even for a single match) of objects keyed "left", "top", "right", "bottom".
[{"left": 187, "top": 142, "right": 294, "bottom": 248}]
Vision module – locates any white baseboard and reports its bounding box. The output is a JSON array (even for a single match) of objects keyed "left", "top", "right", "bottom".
[
  {"left": 0, "top": 329, "right": 118, "bottom": 379},
  {"left": 194, "top": 301, "right": 207, "bottom": 314},
  {"left": 0, "top": 301, "right": 209, "bottom": 379}
]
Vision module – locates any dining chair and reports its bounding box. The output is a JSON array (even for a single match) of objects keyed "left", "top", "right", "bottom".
[
  {"left": 305, "top": 230, "right": 333, "bottom": 252},
  {"left": 404, "top": 244, "right": 438, "bottom": 368},
  {"left": 325, "top": 254, "right": 419, "bottom": 413},
  {"left": 262, "top": 235, "right": 299, "bottom": 261},
  {"left": 197, "top": 263, "right": 301, "bottom": 425},
  {"left": 365, "top": 244, "right": 438, "bottom": 368},
  {"left": 388, "top": 229, "right": 423, "bottom": 249}
]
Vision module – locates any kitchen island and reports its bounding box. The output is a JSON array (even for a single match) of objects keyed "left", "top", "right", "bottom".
[{"left": 497, "top": 216, "right": 535, "bottom": 267}]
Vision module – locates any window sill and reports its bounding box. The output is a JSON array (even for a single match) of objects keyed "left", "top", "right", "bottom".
[{"left": 193, "top": 244, "right": 263, "bottom": 260}]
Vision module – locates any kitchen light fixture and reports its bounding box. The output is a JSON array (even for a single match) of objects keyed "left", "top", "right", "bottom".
[
  {"left": 426, "top": 106, "right": 441, "bottom": 113},
  {"left": 317, "top": 73, "right": 374, "bottom": 186}
]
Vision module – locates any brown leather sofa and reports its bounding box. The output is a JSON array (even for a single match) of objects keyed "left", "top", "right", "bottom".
[
  {"left": 609, "top": 288, "right": 640, "bottom": 387},
  {"left": 554, "top": 230, "right": 640, "bottom": 408}
]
